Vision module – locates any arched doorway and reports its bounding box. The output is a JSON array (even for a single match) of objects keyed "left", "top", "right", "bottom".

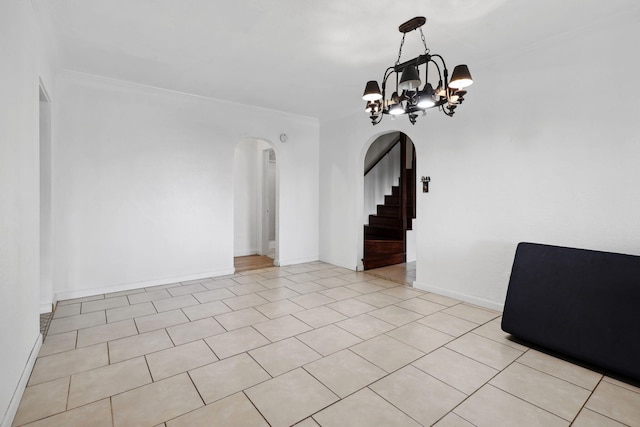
[
  {"left": 362, "top": 132, "right": 416, "bottom": 270},
  {"left": 233, "top": 138, "right": 278, "bottom": 271}
]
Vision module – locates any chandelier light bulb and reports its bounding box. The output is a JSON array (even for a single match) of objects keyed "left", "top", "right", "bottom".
[
  {"left": 417, "top": 83, "right": 436, "bottom": 109},
  {"left": 417, "top": 97, "right": 435, "bottom": 109},
  {"left": 389, "top": 101, "right": 405, "bottom": 115}
]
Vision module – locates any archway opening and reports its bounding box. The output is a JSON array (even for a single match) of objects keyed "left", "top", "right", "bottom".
[
  {"left": 232, "top": 138, "right": 278, "bottom": 272},
  {"left": 362, "top": 132, "right": 416, "bottom": 272}
]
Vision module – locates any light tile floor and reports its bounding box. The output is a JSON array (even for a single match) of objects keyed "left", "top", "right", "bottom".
[
  {"left": 367, "top": 261, "right": 416, "bottom": 286},
  {"left": 15, "top": 261, "right": 640, "bottom": 426}
]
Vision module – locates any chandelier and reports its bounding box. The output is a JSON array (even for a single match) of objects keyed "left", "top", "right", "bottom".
[{"left": 362, "top": 17, "right": 473, "bottom": 125}]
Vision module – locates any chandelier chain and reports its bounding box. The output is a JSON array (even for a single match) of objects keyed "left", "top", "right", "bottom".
[
  {"left": 395, "top": 33, "right": 406, "bottom": 65},
  {"left": 419, "top": 28, "right": 430, "bottom": 54}
]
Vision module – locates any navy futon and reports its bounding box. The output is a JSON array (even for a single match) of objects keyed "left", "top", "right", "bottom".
[{"left": 502, "top": 242, "right": 640, "bottom": 382}]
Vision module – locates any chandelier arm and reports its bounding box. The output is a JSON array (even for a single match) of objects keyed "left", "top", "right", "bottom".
[
  {"left": 380, "top": 66, "right": 396, "bottom": 106},
  {"left": 381, "top": 67, "right": 395, "bottom": 95},
  {"left": 440, "top": 107, "right": 453, "bottom": 117},
  {"left": 428, "top": 58, "right": 442, "bottom": 84},
  {"left": 382, "top": 66, "right": 396, "bottom": 83},
  {"left": 430, "top": 54, "right": 450, "bottom": 85},
  {"left": 429, "top": 54, "right": 447, "bottom": 73},
  {"left": 429, "top": 54, "right": 446, "bottom": 64}
]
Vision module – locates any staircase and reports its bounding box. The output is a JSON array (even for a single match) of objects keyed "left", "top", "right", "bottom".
[{"left": 363, "top": 136, "right": 416, "bottom": 270}]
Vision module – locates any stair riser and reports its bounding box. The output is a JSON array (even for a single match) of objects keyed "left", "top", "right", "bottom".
[
  {"left": 384, "top": 195, "right": 400, "bottom": 206},
  {"left": 377, "top": 205, "right": 400, "bottom": 217},
  {"left": 365, "top": 242, "right": 404, "bottom": 255},
  {"left": 365, "top": 227, "right": 404, "bottom": 240},
  {"left": 369, "top": 216, "right": 402, "bottom": 228}
]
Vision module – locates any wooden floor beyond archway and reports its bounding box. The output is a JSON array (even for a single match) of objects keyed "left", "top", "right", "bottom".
[{"left": 234, "top": 255, "right": 274, "bottom": 273}]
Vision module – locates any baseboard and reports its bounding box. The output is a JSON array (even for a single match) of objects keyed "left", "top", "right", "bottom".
[
  {"left": 277, "top": 256, "right": 319, "bottom": 267},
  {"left": 1, "top": 334, "right": 42, "bottom": 427},
  {"left": 234, "top": 249, "right": 259, "bottom": 257},
  {"left": 413, "top": 281, "right": 504, "bottom": 312},
  {"left": 317, "top": 256, "right": 358, "bottom": 272},
  {"left": 54, "top": 268, "right": 236, "bottom": 302}
]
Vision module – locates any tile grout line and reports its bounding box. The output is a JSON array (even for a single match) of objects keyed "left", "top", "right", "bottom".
[
  {"left": 432, "top": 341, "right": 528, "bottom": 424},
  {"left": 240, "top": 390, "right": 273, "bottom": 426},
  {"left": 514, "top": 357, "right": 603, "bottom": 392},
  {"left": 569, "top": 375, "right": 605, "bottom": 426},
  {"left": 476, "top": 346, "right": 584, "bottom": 423},
  {"left": 397, "top": 319, "right": 527, "bottom": 422},
  {"left": 23, "top": 261, "right": 640, "bottom": 426}
]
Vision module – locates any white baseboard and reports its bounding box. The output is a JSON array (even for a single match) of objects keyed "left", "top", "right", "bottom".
[
  {"left": 317, "top": 256, "right": 358, "bottom": 272},
  {"left": 54, "top": 268, "right": 235, "bottom": 302},
  {"left": 39, "top": 303, "right": 53, "bottom": 314},
  {"left": 234, "top": 249, "right": 259, "bottom": 257},
  {"left": 1, "top": 334, "right": 42, "bottom": 427},
  {"left": 277, "top": 256, "right": 319, "bottom": 267},
  {"left": 413, "top": 281, "right": 504, "bottom": 312}
]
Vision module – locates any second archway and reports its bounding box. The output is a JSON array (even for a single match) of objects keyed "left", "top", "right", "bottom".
[{"left": 362, "top": 132, "right": 416, "bottom": 270}]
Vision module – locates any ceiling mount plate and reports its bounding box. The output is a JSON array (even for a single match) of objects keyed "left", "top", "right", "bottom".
[{"left": 399, "top": 16, "right": 426, "bottom": 33}]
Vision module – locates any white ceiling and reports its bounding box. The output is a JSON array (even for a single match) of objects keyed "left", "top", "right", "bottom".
[{"left": 35, "top": 0, "right": 637, "bottom": 120}]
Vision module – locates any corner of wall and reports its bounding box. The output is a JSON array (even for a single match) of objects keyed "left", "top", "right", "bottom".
[{"left": 1, "top": 334, "right": 42, "bottom": 427}]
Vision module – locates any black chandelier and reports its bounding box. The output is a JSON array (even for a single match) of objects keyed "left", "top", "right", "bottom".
[{"left": 362, "top": 17, "right": 473, "bottom": 125}]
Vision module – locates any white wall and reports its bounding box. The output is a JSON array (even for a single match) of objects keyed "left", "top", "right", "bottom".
[
  {"left": 0, "top": 1, "right": 53, "bottom": 424},
  {"left": 53, "top": 71, "right": 319, "bottom": 299},
  {"left": 320, "top": 7, "right": 640, "bottom": 310}
]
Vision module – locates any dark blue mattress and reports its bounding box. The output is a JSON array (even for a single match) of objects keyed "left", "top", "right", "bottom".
[{"left": 502, "top": 242, "right": 640, "bottom": 382}]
